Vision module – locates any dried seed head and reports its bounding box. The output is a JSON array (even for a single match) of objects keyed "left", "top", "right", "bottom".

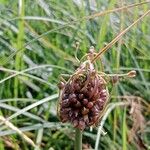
[{"left": 58, "top": 62, "right": 109, "bottom": 130}]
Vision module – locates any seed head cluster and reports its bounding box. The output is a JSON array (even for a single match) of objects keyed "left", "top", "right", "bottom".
[{"left": 58, "top": 63, "right": 109, "bottom": 130}]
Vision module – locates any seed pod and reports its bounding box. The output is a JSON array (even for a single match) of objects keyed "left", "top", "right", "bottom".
[
  {"left": 61, "top": 99, "right": 70, "bottom": 107},
  {"left": 84, "top": 115, "right": 89, "bottom": 125},
  {"left": 73, "top": 119, "right": 78, "bottom": 127},
  {"left": 127, "top": 70, "right": 136, "bottom": 78},
  {"left": 58, "top": 82, "right": 65, "bottom": 89},
  {"left": 75, "top": 101, "right": 82, "bottom": 108},
  {"left": 74, "top": 109, "right": 79, "bottom": 117},
  {"left": 69, "top": 93, "right": 76, "bottom": 99},
  {"left": 83, "top": 99, "right": 88, "bottom": 105},
  {"left": 78, "top": 93, "right": 84, "bottom": 99},
  {"left": 87, "top": 102, "right": 93, "bottom": 109},
  {"left": 78, "top": 119, "right": 85, "bottom": 130},
  {"left": 82, "top": 107, "right": 89, "bottom": 115}
]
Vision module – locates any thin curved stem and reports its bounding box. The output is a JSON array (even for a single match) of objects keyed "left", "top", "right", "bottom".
[
  {"left": 94, "top": 102, "right": 130, "bottom": 150},
  {"left": 91, "top": 10, "right": 150, "bottom": 63}
]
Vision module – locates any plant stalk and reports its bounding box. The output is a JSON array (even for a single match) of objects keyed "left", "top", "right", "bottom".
[
  {"left": 75, "top": 128, "right": 82, "bottom": 150},
  {"left": 91, "top": 10, "right": 150, "bottom": 63}
]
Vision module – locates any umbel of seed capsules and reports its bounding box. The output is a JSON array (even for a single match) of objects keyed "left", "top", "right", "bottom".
[{"left": 58, "top": 63, "right": 109, "bottom": 130}]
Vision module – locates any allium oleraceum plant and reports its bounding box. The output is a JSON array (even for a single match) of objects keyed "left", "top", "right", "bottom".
[{"left": 57, "top": 48, "right": 136, "bottom": 150}]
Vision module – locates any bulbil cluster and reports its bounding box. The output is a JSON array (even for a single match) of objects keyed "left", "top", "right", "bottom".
[{"left": 58, "top": 62, "right": 109, "bottom": 130}]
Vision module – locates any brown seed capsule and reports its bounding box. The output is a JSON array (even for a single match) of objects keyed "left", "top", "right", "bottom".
[
  {"left": 92, "top": 115, "right": 99, "bottom": 123},
  {"left": 90, "top": 87, "right": 94, "bottom": 92},
  {"left": 92, "top": 107, "right": 99, "bottom": 115},
  {"left": 87, "top": 102, "right": 93, "bottom": 109},
  {"left": 70, "top": 98, "right": 77, "bottom": 104},
  {"left": 78, "top": 93, "right": 84, "bottom": 99},
  {"left": 61, "top": 108, "right": 71, "bottom": 114},
  {"left": 78, "top": 120, "right": 85, "bottom": 130},
  {"left": 84, "top": 115, "right": 89, "bottom": 125},
  {"left": 62, "top": 99, "right": 70, "bottom": 107},
  {"left": 82, "top": 107, "right": 89, "bottom": 115},
  {"left": 62, "top": 94, "right": 68, "bottom": 100},
  {"left": 61, "top": 118, "right": 68, "bottom": 123},
  {"left": 96, "top": 99, "right": 104, "bottom": 106},
  {"left": 73, "top": 119, "right": 78, "bottom": 127},
  {"left": 82, "top": 88, "right": 88, "bottom": 95},
  {"left": 83, "top": 99, "right": 88, "bottom": 105},
  {"left": 58, "top": 82, "right": 65, "bottom": 89},
  {"left": 74, "top": 109, "right": 79, "bottom": 117},
  {"left": 74, "top": 83, "right": 81, "bottom": 91},
  {"left": 101, "top": 89, "right": 107, "bottom": 95},
  {"left": 69, "top": 93, "right": 76, "bottom": 99},
  {"left": 127, "top": 70, "right": 136, "bottom": 78},
  {"left": 91, "top": 106, "right": 99, "bottom": 114},
  {"left": 75, "top": 101, "right": 81, "bottom": 108},
  {"left": 100, "top": 90, "right": 107, "bottom": 98},
  {"left": 92, "top": 89, "right": 99, "bottom": 100},
  {"left": 61, "top": 114, "right": 68, "bottom": 123}
]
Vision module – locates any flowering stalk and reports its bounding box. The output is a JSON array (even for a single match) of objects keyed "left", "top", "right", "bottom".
[
  {"left": 75, "top": 128, "right": 82, "bottom": 150},
  {"left": 58, "top": 50, "right": 109, "bottom": 149}
]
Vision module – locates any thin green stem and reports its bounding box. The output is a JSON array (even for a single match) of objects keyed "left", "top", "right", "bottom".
[
  {"left": 14, "top": 0, "right": 25, "bottom": 99},
  {"left": 75, "top": 128, "right": 82, "bottom": 150}
]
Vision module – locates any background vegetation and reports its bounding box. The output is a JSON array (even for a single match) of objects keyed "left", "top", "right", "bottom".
[{"left": 0, "top": 0, "right": 150, "bottom": 149}]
